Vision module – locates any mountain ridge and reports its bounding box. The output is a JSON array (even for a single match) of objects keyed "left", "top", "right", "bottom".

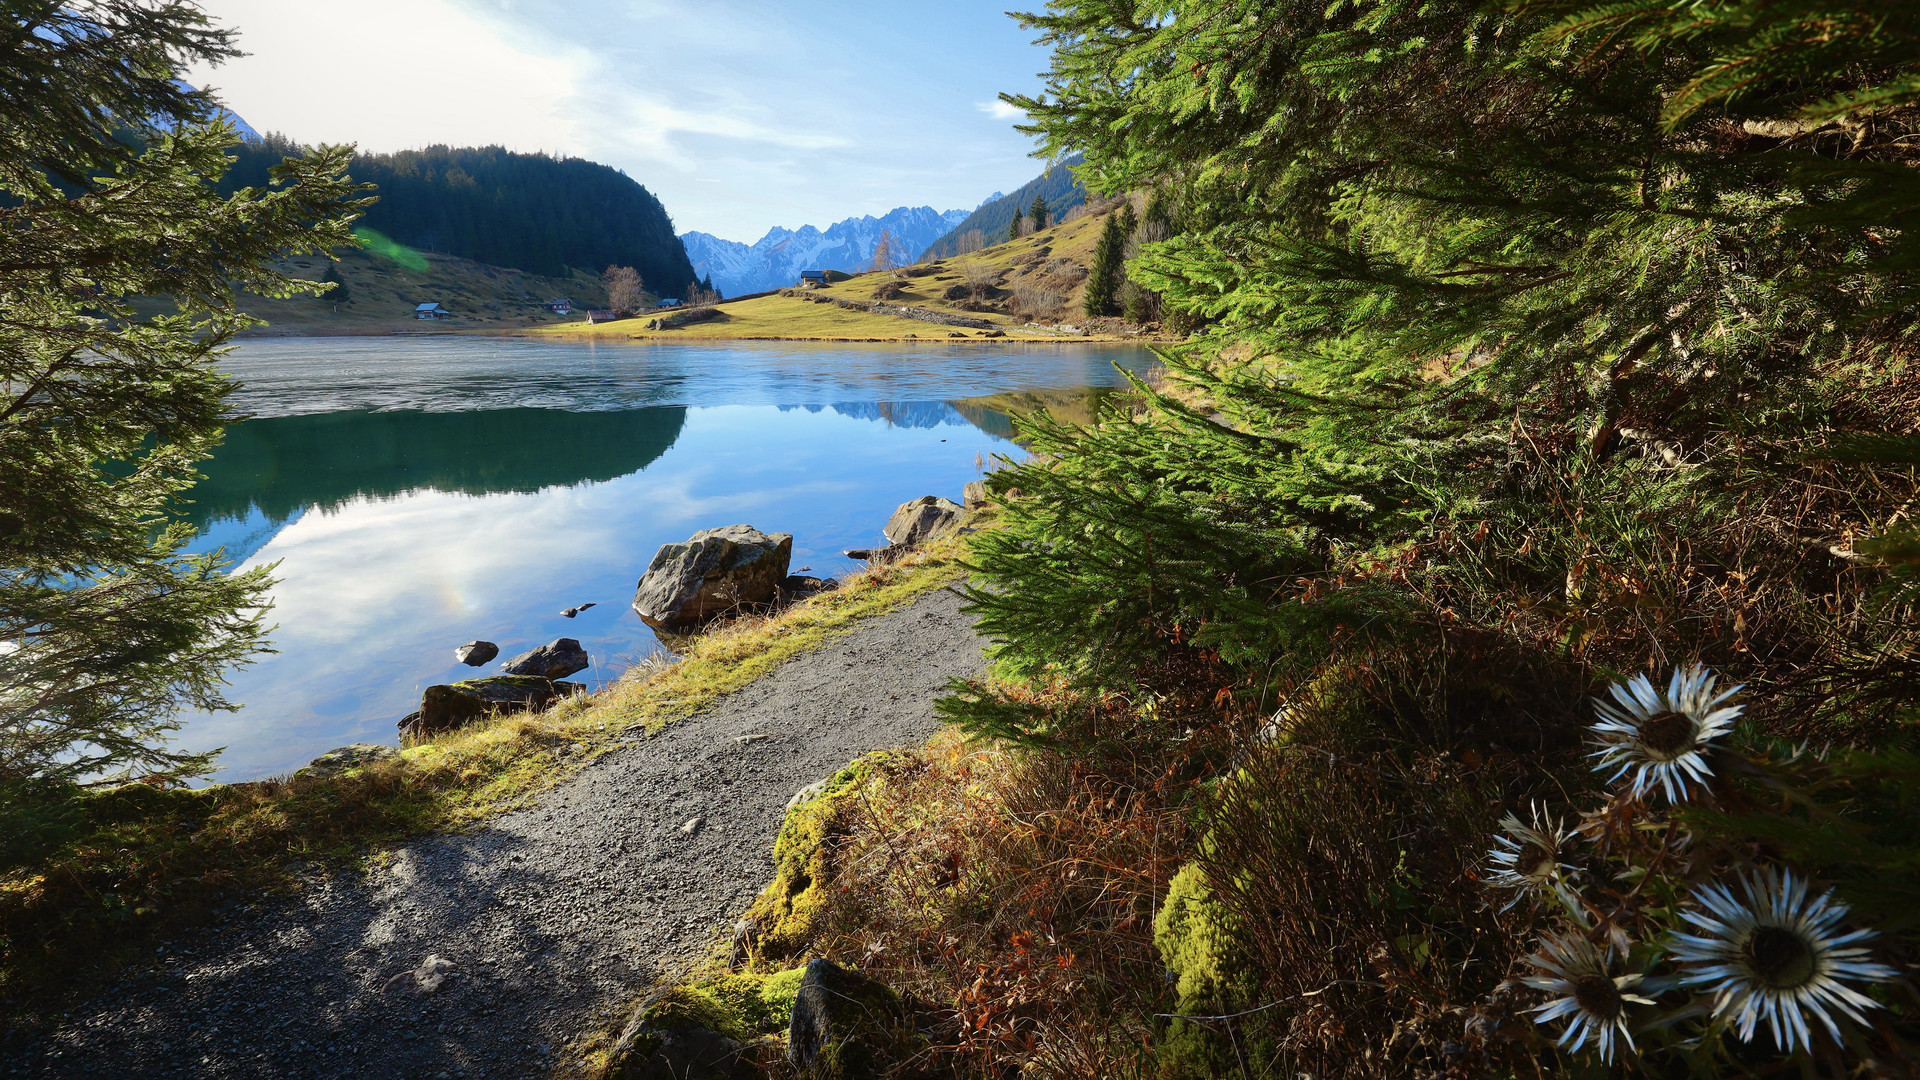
[{"left": 682, "top": 205, "right": 969, "bottom": 297}]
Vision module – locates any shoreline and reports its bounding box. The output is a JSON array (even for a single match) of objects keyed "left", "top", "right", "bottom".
[{"left": 231, "top": 326, "right": 1162, "bottom": 344}]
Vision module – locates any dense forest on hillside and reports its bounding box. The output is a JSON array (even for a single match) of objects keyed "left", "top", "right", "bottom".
[
  {"left": 920, "top": 154, "right": 1085, "bottom": 259},
  {"left": 223, "top": 139, "right": 698, "bottom": 292}
]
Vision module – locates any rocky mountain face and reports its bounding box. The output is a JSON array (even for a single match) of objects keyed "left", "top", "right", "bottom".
[{"left": 682, "top": 205, "right": 970, "bottom": 297}]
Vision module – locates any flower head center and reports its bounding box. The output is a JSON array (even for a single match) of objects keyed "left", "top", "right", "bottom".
[
  {"left": 1571, "top": 975, "right": 1624, "bottom": 1019},
  {"left": 1744, "top": 925, "right": 1817, "bottom": 989},
  {"left": 1516, "top": 844, "right": 1555, "bottom": 880},
  {"left": 1638, "top": 710, "right": 1697, "bottom": 758}
]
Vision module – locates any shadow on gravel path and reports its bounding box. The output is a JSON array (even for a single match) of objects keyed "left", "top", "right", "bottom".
[{"left": 10, "top": 588, "right": 984, "bottom": 1080}]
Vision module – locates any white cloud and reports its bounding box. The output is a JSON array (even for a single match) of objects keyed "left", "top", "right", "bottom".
[
  {"left": 184, "top": 2, "right": 1059, "bottom": 238},
  {"left": 186, "top": 0, "right": 589, "bottom": 154}
]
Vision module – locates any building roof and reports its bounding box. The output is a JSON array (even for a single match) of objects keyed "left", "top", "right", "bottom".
[{"left": 414, "top": 302, "right": 444, "bottom": 311}]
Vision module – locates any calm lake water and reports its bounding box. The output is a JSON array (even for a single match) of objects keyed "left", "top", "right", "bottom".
[{"left": 179, "top": 336, "right": 1156, "bottom": 782}]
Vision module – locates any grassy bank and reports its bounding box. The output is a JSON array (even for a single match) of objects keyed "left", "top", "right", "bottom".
[{"left": 0, "top": 540, "right": 970, "bottom": 1013}]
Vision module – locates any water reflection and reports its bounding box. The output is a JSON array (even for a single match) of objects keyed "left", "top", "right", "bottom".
[{"left": 174, "top": 339, "right": 1156, "bottom": 782}]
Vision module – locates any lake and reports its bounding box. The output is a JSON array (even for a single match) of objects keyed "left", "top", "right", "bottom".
[{"left": 178, "top": 336, "right": 1156, "bottom": 782}]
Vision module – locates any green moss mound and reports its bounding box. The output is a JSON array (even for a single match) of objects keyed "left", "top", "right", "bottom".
[
  {"left": 1153, "top": 860, "right": 1269, "bottom": 1080},
  {"left": 742, "top": 753, "right": 895, "bottom": 958}
]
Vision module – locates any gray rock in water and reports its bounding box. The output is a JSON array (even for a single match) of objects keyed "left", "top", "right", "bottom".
[
  {"left": 631, "top": 524, "right": 793, "bottom": 630},
  {"left": 404, "top": 676, "right": 584, "bottom": 739},
  {"left": 883, "top": 495, "right": 964, "bottom": 547},
  {"left": 294, "top": 743, "right": 398, "bottom": 779},
  {"left": 787, "top": 958, "right": 904, "bottom": 1074},
  {"left": 962, "top": 480, "right": 989, "bottom": 509},
  {"left": 454, "top": 640, "right": 498, "bottom": 666},
  {"left": 501, "top": 637, "right": 590, "bottom": 679}
]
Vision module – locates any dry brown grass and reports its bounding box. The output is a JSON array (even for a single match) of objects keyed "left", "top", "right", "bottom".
[{"left": 737, "top": 710, "right": 1197, "bottom": 1079}]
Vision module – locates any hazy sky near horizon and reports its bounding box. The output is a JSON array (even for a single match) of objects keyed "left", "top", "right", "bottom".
[{"left": 184, "top": 1, "right": 1060, "bottom": 242}]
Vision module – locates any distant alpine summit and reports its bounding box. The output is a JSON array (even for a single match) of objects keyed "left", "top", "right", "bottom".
[{"left": 681, "top": 205, "right": 970, "bottom": 297}]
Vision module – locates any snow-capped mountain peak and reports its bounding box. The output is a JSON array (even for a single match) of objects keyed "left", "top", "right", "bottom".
[{"left": 682, "top": 205, "right": 970, "bottom": 297}]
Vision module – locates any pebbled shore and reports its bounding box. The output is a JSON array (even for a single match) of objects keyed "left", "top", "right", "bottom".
[{"left": 7, "top": 588, "right": 985, "bottom": 1080}]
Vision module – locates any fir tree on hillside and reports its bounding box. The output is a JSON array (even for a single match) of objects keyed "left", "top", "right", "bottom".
[
  {"left": 1027, "top": 193, "right": 1049, "bottom": 231},
  {"left": 1082, "top": 209, "right": 1125, "bottom": 317}
]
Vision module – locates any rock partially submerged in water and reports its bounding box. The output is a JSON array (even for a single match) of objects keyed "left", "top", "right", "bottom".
[
  {"left": 454, "top": 640, "right": 498, "bottom": 666},
  {"left": 501, "top": 637, "right": 590, "bottom": 679},
  {"left": 883, "top": 495, "right": 964, "bottom": 547},
  {"left": 295, "top": 743, "right": 399, "bottom": 779},
  {"left": 632, "top": 524, "right": 793, "bottom": 630},
  {"left": 403, "top": 676, "right": 583, "bottom": 739}
]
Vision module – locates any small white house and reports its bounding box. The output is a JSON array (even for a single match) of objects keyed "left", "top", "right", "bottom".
[
  {"left": 414, "top": 302, "right": 452, "bottom": 320},
  {"left": 545, "top": 297, "right": 573, "bottom": 315}
]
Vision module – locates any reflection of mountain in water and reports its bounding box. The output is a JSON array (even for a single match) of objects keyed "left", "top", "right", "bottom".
[
  {"left": 185, "top": 406, "right": 689, "bottom": 536},
  {"left": 782, "top": 401, "right": 984, "bottom": 431},
  {"left": 946, "top": 388, "right": 1131, "bottom": 442}
]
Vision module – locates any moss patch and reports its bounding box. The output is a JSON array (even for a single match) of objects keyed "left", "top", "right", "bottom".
[
  {"left": 741, "top": 754, "right": 894, "bottom": 959},
  {"left": 1153, "top": 859, "right": 1273, "bottom": 1079}
]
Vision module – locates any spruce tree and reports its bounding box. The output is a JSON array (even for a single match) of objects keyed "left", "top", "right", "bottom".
[
  {"left": 955, "top": 2, "right": 1920, "bottom": 1067},
  {"left": 1082, "top": 209, "right": 1124, "bottom": 317},
  {"left": 1008, "top": 205, "right": 1024, "bottom": 241},
  {"left": 1027, "top": 193, "right": 1048, "bottom": 230},
  {"left": 1, "top": 1, "right": 365, "bottom": 784}
]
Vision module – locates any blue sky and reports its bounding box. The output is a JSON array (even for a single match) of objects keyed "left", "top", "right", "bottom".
[{"left": 185, "top": 2, "right": 1059, "bottom": 241}]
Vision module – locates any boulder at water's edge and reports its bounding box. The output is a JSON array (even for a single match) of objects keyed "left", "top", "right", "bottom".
[
  {"left": 631, "top": 524, "right": 793, "bottom": 630},
  {"left": 403, "top": 676, "right": 583, "bottom": 739},
  {"left": 883, "top": 495, "right": 963, "bottom": 547}
]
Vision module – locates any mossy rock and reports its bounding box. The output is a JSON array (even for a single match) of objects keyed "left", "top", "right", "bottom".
[
  {"left": 786, "top": 958, "right": 911, "bottom": 1079},
  {"left": 409, "top": 675, "right": 581, "bottom": 739},
  {"left": 741, "top": 753, "right": 894, "bottom": 958},
  {"left": 1153, "top": 861, "right": 1271, "bottom": 1080},
  {"left": 607, "top": 985, "right": 753, "bottom": 1080},
  {"left": 606, "top": 968, "right": 811, "bottom": 1080}
]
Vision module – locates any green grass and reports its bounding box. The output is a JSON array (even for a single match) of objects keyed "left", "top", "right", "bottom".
[{"left": 0, "top": 539, "right": 971, "bottom": 1012}]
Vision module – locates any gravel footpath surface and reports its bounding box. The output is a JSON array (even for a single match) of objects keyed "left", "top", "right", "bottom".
[{"left": 8, "top": 587, "right": 984, "bottom": 1080}]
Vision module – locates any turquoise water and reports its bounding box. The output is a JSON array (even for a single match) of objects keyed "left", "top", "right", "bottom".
[{"left": 179, "top": 337, "right": 1155, "bottom": 781}]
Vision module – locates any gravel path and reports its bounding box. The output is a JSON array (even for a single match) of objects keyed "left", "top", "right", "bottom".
[{"left": 8, "top": 587, "right": 984, "bottom": 1080}]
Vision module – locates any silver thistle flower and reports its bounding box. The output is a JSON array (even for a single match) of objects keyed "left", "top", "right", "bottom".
[
  {"left": 1671, "top": 866, "right": 1897, "bottom": 1052},
  {"left": 1589, "top": 663, "right": 1742, "bottom": 802},
  {"left": 1522, "top": 932, "right": 1655, "bottom": 1062},
  {"left": 1486, "top": 803, "right": 1578, "bottom": 909}
]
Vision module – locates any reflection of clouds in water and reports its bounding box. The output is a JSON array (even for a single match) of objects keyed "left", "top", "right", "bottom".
[{"left": 187, "top": 405, "right": 960, "bottom": 782}]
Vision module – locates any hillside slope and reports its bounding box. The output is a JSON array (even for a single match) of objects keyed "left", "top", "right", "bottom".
[
  {"left": 921, "top": 155, "right": 1086, "bottom": 259},
  {"left": 681, "top": 205, "right": 969, "bottom": 297},
  {"left": 130, "top": 245, "right": 607, "bottom": 336},
  {"left": 537, "top": 198, "right": 1156, "bottom": 343},
  {"left": 223, "top": 140, "right": 699, "bottom": 294}
]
